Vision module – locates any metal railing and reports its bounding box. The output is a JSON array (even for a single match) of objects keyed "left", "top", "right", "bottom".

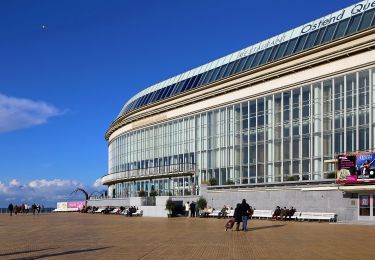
[
  {"left": 0, "top": 208, "right": 55, "bottom": 214},
  {"left": 102, "top": 163, "right": 196, "bottom": 185}
]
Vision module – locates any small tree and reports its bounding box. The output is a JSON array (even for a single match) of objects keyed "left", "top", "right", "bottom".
[
  {"left": 208, "top": 178, "right": 217, "bottom": 186},
  {"left": 225, "top": 179, "right": 235, "bottom": 185},
  {"left": 196, "top": 196, "right": 207, "bottom": 210},
  {"left": 149, "top": 190, "right": 158, "bottom": 197},
  {"left": 165, "top": 198, "right": 175, "bottom": 217},
  {"left": 138, "top": 190, "right": 146, "bottom": 197}
]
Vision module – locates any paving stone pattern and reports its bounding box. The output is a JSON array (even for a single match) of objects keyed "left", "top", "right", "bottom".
[{"left": 0, "top": 214, "right": 374, "bottom": 259}]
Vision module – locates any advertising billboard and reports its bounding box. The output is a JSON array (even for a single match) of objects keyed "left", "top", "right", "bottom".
[
  {"left": 67, "top": 201, "right": 85, "bottom": 209},
  {"left": 337, "top": 152, "right": 375, "bottom": 184}
]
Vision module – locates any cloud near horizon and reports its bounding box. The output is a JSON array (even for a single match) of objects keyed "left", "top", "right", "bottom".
[
  {"left": 0, "top": 93, "right": 64, "bottom": 133},
  {"left": 0, "top": 178, "right": 104, "bottom": 207}
]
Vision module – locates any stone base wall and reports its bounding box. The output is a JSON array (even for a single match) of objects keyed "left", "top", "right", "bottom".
[{"left": 201, "top": 187, "right": 357, "bottom": 222}]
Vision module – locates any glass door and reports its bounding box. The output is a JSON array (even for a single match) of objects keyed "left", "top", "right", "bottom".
[{"left": 358, "top": 194, "right": 374, "bottom": 221}]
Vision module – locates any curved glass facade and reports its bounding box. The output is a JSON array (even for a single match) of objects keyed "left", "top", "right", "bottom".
[
  {"left": 118, "top": 6, "right": 375, "bottom": 117},
  {"left": 108, "top": 67, "right": 375, "bottom": 198}
]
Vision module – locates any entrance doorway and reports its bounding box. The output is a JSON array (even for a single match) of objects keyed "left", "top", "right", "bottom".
[{"left": 358, "top": 194, "right": 375, "bottom": 221}]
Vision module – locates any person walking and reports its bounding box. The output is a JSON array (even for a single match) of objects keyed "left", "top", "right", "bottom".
[
  {"left": 190, "top": 201, "right": 196, "bottom": 217},
  {"left": 8, "top": 203, "right": 14, "bottom": 216},
  {"left": 239, "top": 199, "right": 251, "bottom": 232},
  {"left": 234, "top": 203, "right": 242, "bottom": 231}
]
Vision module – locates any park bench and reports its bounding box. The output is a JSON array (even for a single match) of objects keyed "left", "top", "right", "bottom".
[
  {"left": 133, "top": 209, "right": 143, "bottom": 216},
  {"left": 227, "top": 209, "right": 234, "bottom": 218},
  {"left": 208, "top": 210, "right": 221, "bottom": 218},
  {"left": 52, "top": 208, "right": 79, "bottom": 212},
  {"left": 251, "top": 210, "right": 273, "bottom": 219},
  {"left": 296, "top": 212, "right": 337, "bottom": 222},
  {"left": 110, "top": 208, "right": 121, "bottom": 214},
  {"left": 94, "top": 208, "right": 106, "bottom": 214},
  {"left": 289, "top": 212, "right": 302, "bottom": 220}
]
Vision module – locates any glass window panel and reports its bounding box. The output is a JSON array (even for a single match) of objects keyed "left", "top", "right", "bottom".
[
  {"left": 208, "top": 67, "right": 222, "bottom": 83},
  {"left": 304, "top": 30, "right": 318, "bottom": 49},
  {"left": 333, "top": 18, "right": 350, "bottom": 39},
  {"left": 222, "top": 61, "right": 236, "bottom": 78},
  {"left": 216, "top": 63, "right": 229, "bottom": 80},
  {"left": 294, "top": 34, "right": 308, "bottom": 53},
  {"left": 321, "top": 23, "right": 337, "bottom": 44},
  {"left": 313, "top": 27, "right": 326, "bottom": 46},
  {"left": 190, "top": 74, "right": 202, "bottom": 90},
  {"left": 183, "top": 75, "right": 197, "bottom": 92},
  {"left": 232, "top": 57, "right": 248, "bottom": 74},
  {"left": 242, "top": 54, "right": 255, "bottom": 71},
  {"left": 283, "top": 91, "right": 291, "bottom": 122},
  {"left": 201, "top": 69, "right": 215, "bottom": 85},
  {"left": 274, "top": 41, "right": 288, "bottom": 60},
  {"left": 267, "top": 44, "right": 280, "bottom": 62},
  {"left": 196, "top": 72, "right": 208, "bottom": 87},
  {"left": 250, "top": 50, "right": 264, "bottom": 68},
  {"left": 142, "top": 93, "right": 152, "bottom": 106},
  {"left": 284, "top": 38, "right": 298, "bottom": 56},
  {"left": 259, "top": 47, "right": 272, "bottom": 65},
  {"left": 172, "top": 80, "right": 185, "bottom": 96},
  {"left": 346, "top": 14, "right": 362, "bottom": 35},
  {"left": 358, "top": 9, "right": 375, "bottom": 31}
]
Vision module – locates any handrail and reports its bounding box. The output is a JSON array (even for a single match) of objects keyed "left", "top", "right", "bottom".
[{"left": 102, "top": 163, "right": 196, "bottom": 185}]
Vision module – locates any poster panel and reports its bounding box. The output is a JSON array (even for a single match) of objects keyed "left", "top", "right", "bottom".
[
  {"left": 57, "top": 202, "right": 68, "bottom": 210},
  {"left": 337, "top": 152, "right": 375, "bottom": 184},
  {"left": 67, "top": 201, "right": 85, "bottom": 209},
  {"left": 356, "top": 153, "right": 375, "bottom": 180}
]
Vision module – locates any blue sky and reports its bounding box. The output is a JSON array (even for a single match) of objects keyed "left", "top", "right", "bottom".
[{"left": 0, "top": 0, "right": 358, "bottom": 206}]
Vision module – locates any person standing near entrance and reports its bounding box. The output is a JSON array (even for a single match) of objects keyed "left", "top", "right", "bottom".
[
  {"left": 239, "top": 199, "right": 251, "bottom": 231},
  {"left": 8, "top": 203, "right": 14, "bottom": 216},
  {"left": 190, "top": 201, "right": 196, "bottom": 217},
  {"left": 185, "top": 201, "right": 190, "bottom": 217}
]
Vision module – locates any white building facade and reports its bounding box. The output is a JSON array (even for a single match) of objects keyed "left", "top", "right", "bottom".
[{"left": 99, "top": 1, "right": 375, "bottom": 221}]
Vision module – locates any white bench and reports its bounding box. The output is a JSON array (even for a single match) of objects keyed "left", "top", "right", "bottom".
[
  {"left": 94, "top": 208, "right": 106, "bottom": 213},
  {"left": 133, "top": 209, "right": 143, "bottom": 216},
  {"left": 52, "top": 208, "right": 79, "bottom": 212},
  {"left": 251, "top": 210, "right": 272, "bottom": 219},
  {"left": 289, "top": 212, "right": 302, "bottom": 220},
  {"left": 297, "top": 212, "right": 337, "bottom": 222},
  {"left": 110, "top": 208, "right": 121, "bottom": 214},
  {"left": 227, "top": 209, "right": 234, "bottom": 218},
  {"left": 208, "top": 210, "right": 221, "bottom": 218}
]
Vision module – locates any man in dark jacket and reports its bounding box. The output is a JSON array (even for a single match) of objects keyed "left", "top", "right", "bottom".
[
  {"left": 239, "top": 199, "right": 251, "bottom": 231},
  {"left": 190, "top": 201, "right": 196, "bottom": 217},
  {"left": 8, "top": 203, "right": 14, "bottom": 216},
  {"left": 234, "top": 203, "right": 242, "bottom": 231}
]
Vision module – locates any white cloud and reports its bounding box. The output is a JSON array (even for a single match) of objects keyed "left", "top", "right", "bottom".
[
  {"left": 93, "top": 178, "right": 104, "bottom": 188},
  {"left": 9, "top": 179, "right": 21, "bottom": 187},
  {"left": 0, "top": 93, "right": 64, "bottom": 133},
  {"left": 0, "top": 181, "right": 10, "bottom": 194},
  {"left": 0, "top": 178, "right": 87, "bottom": 207}
]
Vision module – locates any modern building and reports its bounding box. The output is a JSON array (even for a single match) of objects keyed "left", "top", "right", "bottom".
[{"left": 97, "top": 1, "right": 375, "bottom": 221}]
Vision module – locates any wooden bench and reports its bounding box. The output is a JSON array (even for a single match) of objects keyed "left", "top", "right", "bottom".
[
  {"left": 296, "top": 212, "right": 337, "bottom": 222},
  {"left": 251, "top": 210, "right": 272, "bottom": 219}
]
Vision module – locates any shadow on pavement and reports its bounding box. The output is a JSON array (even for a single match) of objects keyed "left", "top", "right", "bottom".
[
  {"left": 249, "top": 224, "right": 285, "bottom": 231},
  {"left": 10, "top": 246, "right": 112, "bottom": 260},
  {"left": 0, "top": 248, "right": 57, "bottom": 257}
]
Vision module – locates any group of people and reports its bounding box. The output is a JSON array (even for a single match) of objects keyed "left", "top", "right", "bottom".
[
  {"left": 231, "top": 199, "right": 254, "bottom": 231},
  {"left": 7, "top": 203, "right": 44, "bottom": 216},
  {"left": 184, "top": 201, "right": 197, "bottom": 217},
  {"left": 271, "top": 206, "right": 296, "bottom": 220}
]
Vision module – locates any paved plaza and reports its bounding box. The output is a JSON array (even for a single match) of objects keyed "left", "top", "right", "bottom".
[{"left": 0, "top": 213, "right": 374, "bottom": 259}]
